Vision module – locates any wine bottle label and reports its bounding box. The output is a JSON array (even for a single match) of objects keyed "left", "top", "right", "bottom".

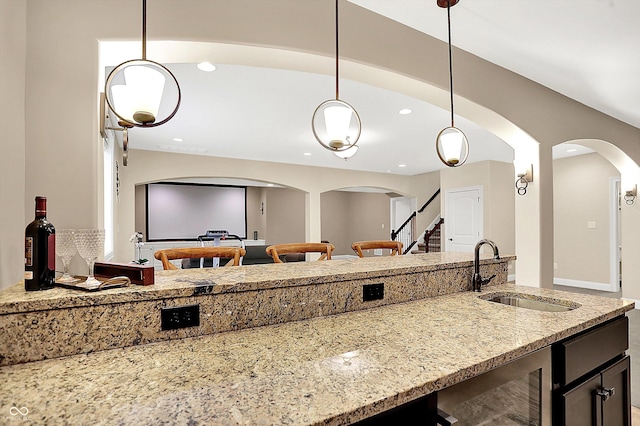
[
  {"left": 25, "top": 237, "right": 33, "bottom": 267},
  {"left": 24, "top": 271, "right": 33, "bottom": 280},
  {"left": 48, "top": 234, "right": 56, "bottom": 270}
]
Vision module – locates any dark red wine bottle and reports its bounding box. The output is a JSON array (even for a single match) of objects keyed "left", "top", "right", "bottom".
[{"left": 24, "top": 196, "right": 56, "bottom": 291}]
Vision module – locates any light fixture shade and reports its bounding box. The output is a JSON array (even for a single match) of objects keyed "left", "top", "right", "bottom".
[
  {"left": 334, "top": 144, "right": 359, "bottom": 159},
  {"left": 312, "top": 99, "right": 361, "bottom": 151},
  {"left": 110, "top": 85, "right": 135, "bottom": 122},
  {"left": 324, "top": 105, "right": 352, "bottom": 148},
  {"left": 513, "top": 160, "right": 533, "bottom": 181},
  {"left": 105, "top": 59, "right": 181, "bottom": 128},
  {"left": 436, "top": 126, "right": 469, "bottom": 167},
  {"left": 124, "top": 65, "right": 166, "bottom": 123}
]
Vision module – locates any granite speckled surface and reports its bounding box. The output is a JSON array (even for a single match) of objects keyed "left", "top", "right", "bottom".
[
  {"left": 0, "top": 253, "right": 511, "bottom": 365},
  {"left": 0, "top": 283, "right": 633, "bottom": 425},
  {"left": 0, "top": 253, "right": 510, "bottom": 314}
]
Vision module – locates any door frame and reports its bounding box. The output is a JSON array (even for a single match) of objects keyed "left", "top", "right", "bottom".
[
  {"left": 390, "top": 196, "right": 417, "bottom": 246},
  {"left": 444, "top": 185, "right": 483, "bottom": 252},
  {"left": 609, "top": 177, "right": 621, "bottom": 292}
]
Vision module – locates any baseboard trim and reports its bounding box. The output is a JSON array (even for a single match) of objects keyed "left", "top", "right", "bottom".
[{"left": 553, "top": 277, "right": 617, "bottom": 292}]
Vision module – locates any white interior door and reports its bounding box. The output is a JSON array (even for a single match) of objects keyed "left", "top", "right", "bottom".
[{"left": 445, "top": 186, "right": 483, "bottom": 252}]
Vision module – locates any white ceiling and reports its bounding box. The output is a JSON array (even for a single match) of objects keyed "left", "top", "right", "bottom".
[
  {"left": 120, "top": 0, "right": 639, "bottom": 177},
  {"left": 353, "top": 0, "right": 640, "bottom": 130}
]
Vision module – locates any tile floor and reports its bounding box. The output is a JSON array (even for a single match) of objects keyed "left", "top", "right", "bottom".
[{"left": 552, "top": 284, "right": 639, "bottom": 423}]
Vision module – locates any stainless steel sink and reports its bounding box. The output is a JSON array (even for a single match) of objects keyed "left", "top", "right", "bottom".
[{"left": 482, "top": 293, "right": 579, "bottom": 312}]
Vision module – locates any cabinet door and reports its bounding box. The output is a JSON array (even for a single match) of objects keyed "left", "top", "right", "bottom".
[
  {"left": 600, "top": 356, "right": 630, "bottom": 426},
  {"left": 560, "top": 374, "right": 600, "bottom": 426}
]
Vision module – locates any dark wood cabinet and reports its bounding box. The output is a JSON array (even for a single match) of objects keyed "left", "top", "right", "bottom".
[
  {"left": 553, "top": 316, "right": 630, "bottom": 426},
  {"left": 559, "top": 356, "right": 630, "bottom": 426},
  {"left": 600, "top": 357, "right": 631, "bottom": 426}
]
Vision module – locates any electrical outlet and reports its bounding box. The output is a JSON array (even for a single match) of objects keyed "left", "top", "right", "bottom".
[
  {"left": 161, "top": 305, "right": 200, "bottom": 330},
  {"left": 554, "top": 263, "right": 558, "bottom": 269},
  {"left": 363, "top": 283, "right": 384, "bottom": 302},
  {"left": 374, "top": 248, "right": 383, "bottom": 256}
]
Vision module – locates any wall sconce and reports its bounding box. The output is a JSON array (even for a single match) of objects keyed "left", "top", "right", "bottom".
[
  {"left": 311, "top": 0, "right": 361, "bottom": 156},
  {"left": 624, "top": 184, "right": 637, "bottom": 205},
  {"left": 514, "top": 161, "right": 533, "bottom": 195},
  {"left": 100, "top": 92, "right": 133, "bottom": 166},
  {"left": 435, "top": 0, "right": 469, "bottom": 168}
]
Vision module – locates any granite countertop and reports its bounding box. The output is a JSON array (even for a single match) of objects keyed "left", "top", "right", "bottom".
[
  {"left": 0, "top": 252, "right": 512, "bottom": 314},
  {"left": 0, "top": 283, "right": 632, "bottom": 425}
]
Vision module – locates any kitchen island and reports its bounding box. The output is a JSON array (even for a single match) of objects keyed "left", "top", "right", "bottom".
[
  {"left": 0, "top": 253, "right": 634, "bottom": 425},
  {"left": 0, "top": 272, "right": 632, "bottom": 424}
]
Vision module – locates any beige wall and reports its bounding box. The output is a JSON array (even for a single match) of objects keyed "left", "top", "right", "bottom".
[
  {"left": 246, "top": 187, "right": 266, "bottom": 241},
  {"left": 321, "top": 191, "right": 350, "bottom": 254},
  {"left": 487, "top": 161, "right": 517, "bottom": 261},
  {"left": 553, "top": 153, "right": 619, "bottom": 285},
  {"left": 264, "top": 187, "right": 305, "bottom": 245},
  {"left": 347, "top": 192, "right": 392, "bottom": 255},
  {"left": 3, "top": 0, "right": 640, "bottom": 291},
  {"left": 321, "top": 191, "right": 391, "bottom": 255},
  {"left": 134, "top": 185, "right": 146, "bottom": 236},
  {"left": 621, "top": 199, "right": 640, "bottom": 300},
  {"left": 440, "top": 161, "right": 516, "bottom": 259},
  {"left": 0, "top": 0, "right": 26, "bottom": 289}
]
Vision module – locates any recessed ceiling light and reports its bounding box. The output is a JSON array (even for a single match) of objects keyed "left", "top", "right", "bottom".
[
  {"left": 303, "top": 152, "right": 312, "bottom": 156},
  {"left": 398, "top": 108, "right": 412, "bottom": 115},
  {"left": 267, "top": 183, "right": 274, "bottom": 187},
  {"left": 567, "top": 148, "right": 577, "bottom": 152},
  {"left": 197, "top": 62, "right": 216, "bottom": 72},
  {"left": 172, "top": 137, "right": 183, "bottom": 142},
  {"left": 398, "top": 164, "right": 406, "bottom": 168}
]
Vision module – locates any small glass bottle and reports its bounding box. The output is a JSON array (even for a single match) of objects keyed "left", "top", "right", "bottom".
[{"left": 25, "top": 196, "right": 56, "bottom": 291}]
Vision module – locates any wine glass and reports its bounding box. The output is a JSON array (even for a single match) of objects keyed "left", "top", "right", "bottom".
[
  {"left": 74, "top": 229, "right": 105, "bottom": 288},
  {"left": 55, "top": 229, "right": 79, "bottom": 283}
]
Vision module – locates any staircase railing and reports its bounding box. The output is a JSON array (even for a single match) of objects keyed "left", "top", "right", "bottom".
[
  {"left": 392, "top": 212, "right": 417, "bottom": 254},
  {"left": 391, "top": 188, "right": 441, "bottom": 254},
  {"left": 417, "top": 188, "right": 441, "bottom": 215},
  {"left": 424, "top": 217, "right": 445, "bottom": 253}
]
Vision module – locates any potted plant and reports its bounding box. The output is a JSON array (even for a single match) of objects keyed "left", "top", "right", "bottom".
[{"left": 129, "top": 232, "right": 148, "bottom": 265}]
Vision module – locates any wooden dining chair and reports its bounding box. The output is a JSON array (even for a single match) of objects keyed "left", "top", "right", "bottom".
[
  {"left": 265, "top": 242, "right": 335, "bottom": 263},
  {"left": 351, "top": 240, "right": 403, "bottom": 258},
  {"left": 154, "top": 247, "right": 246, "bottom": 270}
]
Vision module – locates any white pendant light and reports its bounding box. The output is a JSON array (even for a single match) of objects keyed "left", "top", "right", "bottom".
[
  {"left": 111, "top": 65, "right": 166, "bottom": 124},
  {"left": 435, "top": 0, "right": 469, "bottom": 168},
  {"left": 312, "top": 0, "right": 361, "bottom": 155},
  {"left": 104, "top": 0, "right": 180, "bottom": 128},
  {"left": 334, "top": 144, "right": 359, "bottom": 160}
]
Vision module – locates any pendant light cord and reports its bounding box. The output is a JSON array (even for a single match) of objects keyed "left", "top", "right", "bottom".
[
  {"left": 142, "top": 0, "right": 147, "bottom": 60},
  {"left": 335, "top": 0, "right": 340, "bottom": 100},
  {"left": 447, "top": 0, "right": 454, "bottom": 127}
]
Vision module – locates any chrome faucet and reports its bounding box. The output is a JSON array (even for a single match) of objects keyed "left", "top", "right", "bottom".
[{"left": 472, "top": 239, "right": 500, "bottom": 292}]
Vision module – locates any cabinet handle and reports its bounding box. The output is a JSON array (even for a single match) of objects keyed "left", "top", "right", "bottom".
[
  {"left": 436, "top": 408, "right": 458, "bottom": 425},
  {"left": 596, "top": 387, "right": 616, "bottom": 401}
]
